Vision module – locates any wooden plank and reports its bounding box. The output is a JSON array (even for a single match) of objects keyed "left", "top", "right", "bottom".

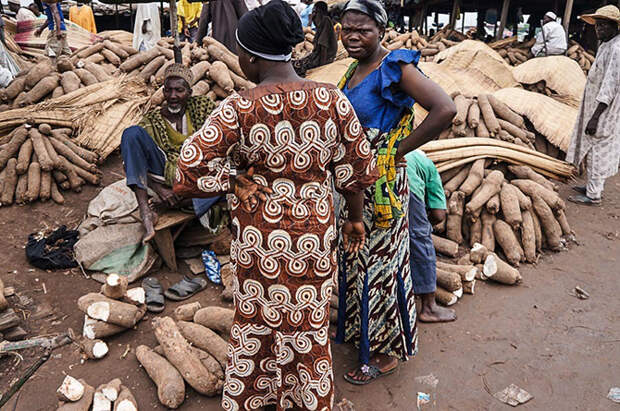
[
  {"left": 496, "top": 0, "right": 510, "bottom": 40},
  {"left": 154, "top": 209, "right": 194, "bottom": 231},
  {"left": 562, "top": 0, "right": 574, "bottom": 36},
  {"left": 0, "top": 309, "right": 20, "bottom": 332}
]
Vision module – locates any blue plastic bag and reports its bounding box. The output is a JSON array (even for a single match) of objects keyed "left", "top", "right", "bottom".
[{"left": 202, "top": 250, "right": 222, "bottom": 284}]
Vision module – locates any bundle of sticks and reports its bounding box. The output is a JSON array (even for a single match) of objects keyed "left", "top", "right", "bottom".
[
  {"left": 136, "top": 305, "right": 234, "bottom": 408},
  {"left": 0, "top": 123, "right": 101, "bottom": 206}
]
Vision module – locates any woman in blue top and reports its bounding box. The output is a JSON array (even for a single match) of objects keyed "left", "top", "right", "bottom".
[{"left": 336, "top": 0, "right": 456, "bottom": 385}]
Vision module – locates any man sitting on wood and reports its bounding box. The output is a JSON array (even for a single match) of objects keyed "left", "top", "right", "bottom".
[
  {"left": 121, "top": 64, "right": 217, "bottom": 243},
  {"left": 531, "top": 11, "right": 567, "bottom": 57}
]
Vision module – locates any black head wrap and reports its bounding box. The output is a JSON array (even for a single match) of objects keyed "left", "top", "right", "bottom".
[
  {"left": 236, "top": 0, "right": 304, "bottom": 61},
  {"left": 342, "top": 0, "right": 388, "bottom": 27}
]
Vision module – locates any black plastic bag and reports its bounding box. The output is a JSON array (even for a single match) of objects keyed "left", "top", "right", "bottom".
[{"left": 26, "top": 226, "right": 79, "bottom": 270}]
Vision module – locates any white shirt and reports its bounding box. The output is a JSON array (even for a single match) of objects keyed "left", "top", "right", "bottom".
[
  {"left": 133, "top": 3, "right": 161, "bottom": 51},
  {"left": 531, "top": 21, "right": 567, "bottom": 57},
  {"left": 245, "top": 0, "right": 271, "bottom": 11},
  {"left": 16, "top": 7, "right": 37, "bottom": 22}
]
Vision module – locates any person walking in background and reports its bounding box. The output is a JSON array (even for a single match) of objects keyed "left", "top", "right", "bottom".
[
  {"left": 34, "top": 0, "right": 71, "bottom": 61},
  {"left": 197, "top": 0, "right": 247, "bottom": 52},
  {"left": 293, "top": 1, "right": 337, "bottom": 76},
  {"left": 405, "top": 149, "right": 456, "bottom": 323},
  {"left": 566, "top": 5, "right": 620, "bottom": 205},
  {"left": 175, "top": 2, "right": 377, "bottom": 408},
  {"left": 177, "top": 0, "right": 202, "bottom": 42},
  {"left": 336, "top": 0, "right": 456, "bottom": 385},
  {"left": 133, "top": 3, "right": 160, "bottom": 51},
  {"left": 531, "top": 11, "right": 567, "bottom": 57},
  {"left": 69, "top": 0, "right": 96, "bottom": 33}
]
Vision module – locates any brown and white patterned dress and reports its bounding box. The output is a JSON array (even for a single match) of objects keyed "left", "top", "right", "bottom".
[{"left": 174, "top": 81, "right": 377, "bottom": 411}]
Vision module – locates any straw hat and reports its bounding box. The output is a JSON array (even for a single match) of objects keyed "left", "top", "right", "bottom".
[{"left": 579, "top": 5, "right": 620, "bottom": 26}]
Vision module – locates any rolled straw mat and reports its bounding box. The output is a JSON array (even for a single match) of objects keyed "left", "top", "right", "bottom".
[{"left": 493, "top": 88, "right": 577, "bottom": 152}]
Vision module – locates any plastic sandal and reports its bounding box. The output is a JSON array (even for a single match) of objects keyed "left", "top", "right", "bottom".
[
  {"left": 142, "top": 277, "right": 165, "bottom": 313},
  {"left": 164, "top": 276, "right": 208, "bottom": 301},
  {"left": 343, "top": 364, "right": 398, "bottom": 386}
]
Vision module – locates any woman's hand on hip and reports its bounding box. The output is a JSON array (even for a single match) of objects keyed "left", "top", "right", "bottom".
[{"left": 232, "top": 166, "right": 273, "bottom": 212}]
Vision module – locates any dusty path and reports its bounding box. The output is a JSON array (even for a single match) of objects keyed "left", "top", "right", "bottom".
[{"left": 0, "top": 153, "right": 618, "bottom": 410}]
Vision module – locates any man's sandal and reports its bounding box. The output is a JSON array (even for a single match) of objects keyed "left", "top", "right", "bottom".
[
  {"left": 164, "top": 276, "right": 208, "bottom": 301},
  {"left": 343, "top": 364, "right": 397, "bottom": 385},
  {"left": 567, "top": 194, "right": 601, "bottom": 205}
]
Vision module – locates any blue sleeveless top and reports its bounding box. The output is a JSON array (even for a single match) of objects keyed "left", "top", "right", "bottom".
[{"left": 342, "top": 49, "right": 421, "bottom": 134}]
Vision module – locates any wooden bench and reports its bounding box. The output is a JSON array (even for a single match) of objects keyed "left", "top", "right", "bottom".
[{"left": 153, "top": 210, "right": 194, "bottom": 271}]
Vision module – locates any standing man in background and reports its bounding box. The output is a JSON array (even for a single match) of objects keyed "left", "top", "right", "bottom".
[
  {"left": 177, "top": 0, "right": 202, "bottom": 42},
  {"left": 197, "top": 0, "right": 247, "bottom": 52},
  {"left": 566, "top": 5, "right": 620, "bottom": 205},
  {"left": 34, "top": 0, "right": 71, "bottom": 61},
  {"left": 133, "top": 3, "right": 160, "bottom": 51},
  {"left": 531, "top": 11, "right": 567, "bottom": 56},
  {"left": 69, "top": 0, "right": 96, "bottom": 33}
]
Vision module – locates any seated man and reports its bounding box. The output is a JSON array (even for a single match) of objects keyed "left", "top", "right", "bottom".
[
  {"left": 531, "top": 11, "right": 567, "bottom": 57},
  {"left": 405, "top": 149, "right": 456, "bottom": 323},
  {"left": 121, "top": 63, "right": 217, "bottom": 244}
]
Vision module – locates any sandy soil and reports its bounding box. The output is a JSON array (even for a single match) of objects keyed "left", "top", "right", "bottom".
[{"left": 0, "top": 152, "right": 618, "bottom": 411}]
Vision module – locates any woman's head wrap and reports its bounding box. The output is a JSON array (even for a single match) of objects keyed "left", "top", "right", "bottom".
[
  {"left": 236, "top": 0, "right": 304, "bottom": 62},
  {"left": 342, "top": 0, "right": 388, "bottom": 27}
]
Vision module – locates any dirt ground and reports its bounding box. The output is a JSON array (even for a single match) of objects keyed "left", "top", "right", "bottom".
[{"left": 0, "top": 152, "right": 619, "bottom": 411}]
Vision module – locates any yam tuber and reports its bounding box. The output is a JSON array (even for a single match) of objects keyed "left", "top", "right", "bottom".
[
  {"left": 50, "top": 180, "right": 65, "bottom": 204},
  {"left": 459, "top": 159, "right": 485, "bottom": 195},
  {"left": 136, "top": 345, "right": 185, "bottom": 409},
  {"left": 436, "top": 261, "right": 477, "bottom": 282},
  {"left": 153, "top": 317, "right": 220, "bottom": 396},
  {"left": 190, "top": 61, "right": 211, "bottom": 85},
  {"left": 209, "top": 61, "right": 235, "bottom": 93},
  {"left": 443, "top": 164, "right": 471, "bottom": 194},
  {"left": 59, "top": 68, "right": 80, "bottom": 93},
  {"left": 467, "top": 101, "right": 480, "bottom": 128},
  {"left": 555, "top": 209, "right": 572, "bottom": 237},
  {"left": 452, "top": 94, "right": 470, "bottom": 126},
  {"left": 176, "top": 320, "right": 228, "bottom": 368},
  {"left": 436, "top": 268, "right": 463, "bottom": 292},
  {"left": 24, "top": 75, "right": 59, "bottom": 105},
  {"left": 511, "top": 179, "right": 564, "bottom": 211},
  {"left": 476, "top": 117, "right": 490, "bottom": 137},
  {"left": 531, "top": 195, "right": 563, "bottom": 250},
  {"left": 103, "top": 40, "right": 129, "bottom": 59},
  {"left": 16, "top": 138, "right": 33, "bottom": 175},
  {"left": 0, "top": 278, "right": 7, "bottom": 311},
  {"left": 30, "top": 129, "right": 54, "bottom": 171},
  {"left": 173, "top": 301, "right": 202, "bottom": 321},
  {"left": 205, "top": 40, "right": 244, "bottom": 77},
  {"left": 470, "top": 242, "right": 491, "bottom": 265},
  {"left": 76, "top": 43, "right": 104, "bottom": 59},
  {"left": 84, "top": 62, "right": 111, "bottom": 83},
  {"left": 82, "top": 315, "right": 126, "bottom": 340},
  {"left": 113, "top": 386, "right": 138, "bottom": 411},
  {"left": 140, "top": 55, "right": 166, "bottom": 82},
  {"left": 14, "top": 173, "right": 28, "bottom": 204},
  {"left": 51, "top": 132, "right": 99, "bottom": 164},
  {"left": 487, "top": 94, "right": 525, "bottom": 128},
  {"left": 483, "top": 253, "right": 522, "bottom": 285},
  {"left": 57, "top": 375, "right": 85, "bottom": 402},
  {"left": 493, "top": 219, "right": 523, "bottom": 266},
  {"left": 478, "top": 94, "right": 500, "bottom": 135},
  {"left": 193, "top": 306, "right": 234, "bottom": 336},
  {"left": 75, "top": 335, "right": 109, "bottom": 359},
  {"left": 193, "top": 80, "right": 211, "bottom": 96},
  {"left": 469, "top": 218, "right": 482, "bottom": 247},
  {"left": 101, "top": 273, "right": 128, "bottom": 300},
  {"left": 462, "top": 279, "right": 475, "bottom": 294},
  {"left": 97, "top": 378, "right": 122, "bottom": 402},
  {"left": 154, "top": 344, "right": 224, "bottom": 385},
  {"left": 499, "top": 183, "right": 522, "bottom": 229},
  {"left": 435, "top": 287, "right": 457, "bottom": 306},
  {"left": 446, "top": 191, "right": 465, "bottom": 244},
  {"left": 119, "top": 47, "right": 161, "bottom": 72},
  {"left": 101, "top": 48, "right": 121, "bottom": 66},
  {"left": 57, "top": 379, "right": 94, "bottom": 411},
  {"left": 0, "top": 76, "right": 26, "bottom": 101},
  {"left": 465, "top": 170, "right": 504, "bottom": 215},
  {"left": 0, "top": 127, "right": 29, "bottom": 169},
  {"left": 486, "top": 193, "right": 500, "bottom": 214},
  {"left": 480, "top": 210, "right": 496, "bottom": 252},
  {"left": 25, "top": 61, "right": 53, "bottom": 89},
  {"left": 507, "top": 165, "right": 557, "bottom": 192},
  {"left": 74, "top": 69, "right": 98, "bottom": 86},
  {"left": 230, "top": 71, "right": 256, "bottom": 90},
  {"left": 431, "top": 234, "right": 459, "bottom": 257},
  {"left": 521, "top": 210, "right": 537, "bottom": 263},
  {"left": 25, "top": 161, "right": 41, "bottom": 202},
  {"left": 77, "top": 293, "right": 145, "bottom": 328}
]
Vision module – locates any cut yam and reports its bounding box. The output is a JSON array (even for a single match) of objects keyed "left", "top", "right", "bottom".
[
  {"left": 124, "top": 287, "right": 146, "bottom": 306},
  {"left": 435, "top": 261, "right": 477, "bottom": 282},
  {"left": 176, "top": 320, "right": 228, "bottom": 369},
  {"left": 82, "top": 315, "right": 127, "bottom": 339},
  {"left": 97, "top": 378, "right": 122, "bottom": 402},
  {"left": 57, "top": 375, "right": 85, "bottom": 402},
  {"left": 463, "top": 279, "right": 476, "bottom": 294},
  {"left": 193, "top": 306, "right": 234, "bottom": 336},
  {"left": 77, "top": 293, "right": 145, "bottom": 328},
  {"left": 432, "top": 234, "right": 459, "bottom": 257},
  {"left": 152, "top": 317, "right": 220, "bottom": 396},
  {"left": 57, "top": 379, "right": 94, "bottom": 411},
  {"left": 101, "top": 273, "right": 128, "bottom": 300},
  {"left": 483, "top": 253, "right": 522, "bottom": 285},
  {"left": 173, "top": 301, "right": 202, "bottom": 321},
  {"left": 499, "top": 183, "right": 522, "bottom": 229},
  {"left": 113, "top": 386, "right": 138, "bottom": 411},
  {"left": 469, "top": 242, "right": 490, "bottom": 264},
  {"left": 75, "top": 334, "right": 109, "bottom": 359},
  {"left": 493, "top": 219, "right": 524, "bottom": 266},
  {"left": 436, "top": 268, "right": 462, "bottom": 292},
  {"left": 136, "top": 345, "right": 185, "bottom": 409},
  {"left": 435, "top": 287, "right": 457, "bottom": 306}
]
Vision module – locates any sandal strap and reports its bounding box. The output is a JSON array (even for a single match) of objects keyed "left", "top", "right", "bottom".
[
  {"left": 168, "top": 277, "right": 203, "bottom": 297},
  {"left": 360, "top": 364, "right": 381, "bottom": 378}
]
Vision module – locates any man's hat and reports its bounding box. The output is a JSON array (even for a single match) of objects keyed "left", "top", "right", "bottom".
[
  {"left": 579, "top": 5, "right": 620, "bottom": 26},
  {"left": 164, "top": 64, "right": 193, "bottom": 87},
  {"left": 544, "top": 11, "right": 557, "bottom": 20}
]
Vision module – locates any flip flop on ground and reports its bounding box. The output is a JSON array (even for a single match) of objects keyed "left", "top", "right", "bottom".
[
  {"left": 164, "top": 276, "right": 208, "bottom": 301},
  {"left": 142, "top": 277, "right": 165, "bottom": 313}
]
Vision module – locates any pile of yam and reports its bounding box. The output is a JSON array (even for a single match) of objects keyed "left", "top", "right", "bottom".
[
  {"left": 76, "top": 273, "right": 146, "bottom": 356},
  {"left": 136, "top": 306, "right": 234, "bottom": 408},
  {"left": 293, "top": 27, "right": 316, "bottom": 59},
  {"left": 381, "top": 26, "right": 466, "bottom": 61},
  {"left": 431, "top": 160, "right": 572, "bottom": 307},
  {"left": 0, "top": 124, "right": 102, "bottom": 206},
  {"left": 56, "top": 376, "right": 138, "bottom": 411}
]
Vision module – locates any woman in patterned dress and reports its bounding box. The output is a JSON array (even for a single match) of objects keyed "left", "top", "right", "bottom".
[
  {"left": 174, "top": 1, "right": 378, "bottom": 409},
  {"left": 335, "top": 0, "right": 456, "bottom": 384}
]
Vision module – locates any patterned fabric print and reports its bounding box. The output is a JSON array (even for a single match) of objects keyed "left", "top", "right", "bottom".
[
  {"left": 337, "top": 162, "right": 417, "bottom": 364},
  {"left": 175, "top": 82, "right": 377, "bottom": 411}
]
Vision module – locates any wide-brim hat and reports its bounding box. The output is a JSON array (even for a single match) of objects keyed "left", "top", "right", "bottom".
[{"left": 579, "top": 5, "right": 620, "bottom": 26}]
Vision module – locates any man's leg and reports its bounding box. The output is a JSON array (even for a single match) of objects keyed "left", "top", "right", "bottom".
[
  {"left": 408, "top": 193, "right": 456, "bottom": 323},
  {"left": 569, "top": 151, "right": 603, "bottom": 205},
  {"left": 121, "top": 125, "right": 166, "bottom": 243}
]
